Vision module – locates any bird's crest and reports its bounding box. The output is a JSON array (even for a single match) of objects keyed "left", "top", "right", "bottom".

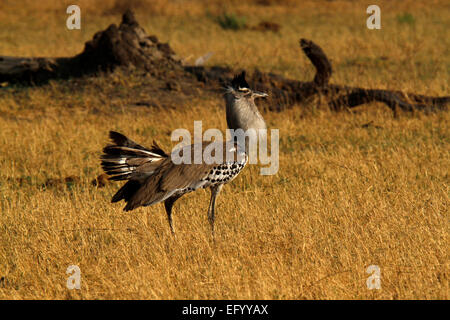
[{"left": 231, "top": 71, "right": 249, "bottom": 90}]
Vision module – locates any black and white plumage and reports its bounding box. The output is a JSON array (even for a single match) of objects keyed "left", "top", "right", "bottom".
[
  {"left": 100, "top": 72, "right": 266, "bottom": 234},
  {"left": 101, "top": 133, "right": 248, "bottom": 234},
  {"left": 101, "top": 131, "right": 167, "bottom": 181}
]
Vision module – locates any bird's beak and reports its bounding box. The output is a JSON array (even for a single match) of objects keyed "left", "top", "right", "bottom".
[{"left": 252, "top": 91, "right": 268, "bottom": 99}]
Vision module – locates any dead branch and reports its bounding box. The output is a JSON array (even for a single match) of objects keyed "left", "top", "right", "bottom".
[
  {"left": 187, "top": 38, "right": 449, "bottom": 113},
  {"left": 0, "top": 10, "right": 447, "bottom": 113},
  {"left": 299, "top": 38, "right": 332, "bottom": 87},
  {"left": 0, "top": 10, "right": 181, "bottom": 84}
]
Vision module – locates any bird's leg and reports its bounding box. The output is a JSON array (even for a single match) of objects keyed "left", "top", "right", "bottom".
[
  {"left": 207, "top": 184, "right": 223, "bottom": 236},
  {"left": 164, "top": 194, "right": 182, "bottom": 234}
]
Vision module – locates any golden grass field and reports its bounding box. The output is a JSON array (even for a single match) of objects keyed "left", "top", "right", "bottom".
[{"left": 0, "top": 0, "right": 448, "bottom": 299}]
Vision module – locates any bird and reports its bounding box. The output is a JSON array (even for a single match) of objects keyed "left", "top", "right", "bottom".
[{"left": 100, "top": 71, "right": 268, "bottom": 234}]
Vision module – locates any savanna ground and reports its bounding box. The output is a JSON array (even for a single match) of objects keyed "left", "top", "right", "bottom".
[{"left": 0, "top": 0, "right": 448, "bottom": 299}]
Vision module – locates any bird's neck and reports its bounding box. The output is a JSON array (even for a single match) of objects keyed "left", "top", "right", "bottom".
[
  {"left": 224, "top": 94, "right": 267, "bottom": 154},
  {"left": 225, "top": 95, "right": 266, "bottom": 131}
]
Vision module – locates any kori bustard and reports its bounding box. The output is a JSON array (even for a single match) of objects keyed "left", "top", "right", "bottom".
[{"left": 100, "top": 71, "right": 267, "bottom": 234}]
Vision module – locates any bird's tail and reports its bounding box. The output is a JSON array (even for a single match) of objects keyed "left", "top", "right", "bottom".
[{"left": 101, "top": 131, "right": 168, "bottom": 181}]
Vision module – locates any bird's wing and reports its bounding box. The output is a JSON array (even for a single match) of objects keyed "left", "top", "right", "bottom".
[
  {"left": 159, "top": 141, "right": 242, "bottom": 191},
  {"left": 123, "top": 159, "right": 215, "bottom": 211},
  {"left": 123, "top": 142, "right": 246, "bottom": 210}
]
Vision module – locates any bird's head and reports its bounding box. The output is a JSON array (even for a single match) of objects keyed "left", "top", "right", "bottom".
[{"left": 225, "top": 71, "right": 268, "bottom": 101}]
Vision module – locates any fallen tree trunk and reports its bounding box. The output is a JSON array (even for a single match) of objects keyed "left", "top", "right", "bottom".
[
  {"left": 0, "top": 10, "right": 448, "bottom": 113},
  {"left": 188, "top": 39, "right": 449, "bottom": 113},
  {"left": 0, "top": 10, "right": 182, "bottom": 85}
]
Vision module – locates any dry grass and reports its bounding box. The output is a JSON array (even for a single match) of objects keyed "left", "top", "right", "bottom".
[{"left": 0, "top": 0, "right": 448, "bottom": 299}]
